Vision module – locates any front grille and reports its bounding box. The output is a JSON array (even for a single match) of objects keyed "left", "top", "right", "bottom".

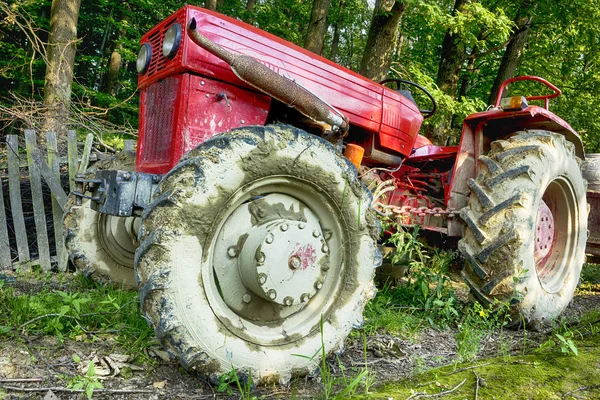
[
  {"left": 145, "top": 15, "right": 181, "bottom": 77},
  {"left": 141, "top": 77, "right": 178, "bottom": 164}
]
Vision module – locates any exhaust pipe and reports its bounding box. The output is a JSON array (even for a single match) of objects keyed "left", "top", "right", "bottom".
[{"left": 188, "top": 18, "right": 349, "bottom": 133}]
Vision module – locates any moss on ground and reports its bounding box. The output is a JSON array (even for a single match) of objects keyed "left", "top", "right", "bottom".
[{"left": 352, "top": 309, "right": 600, "bottom": 400}]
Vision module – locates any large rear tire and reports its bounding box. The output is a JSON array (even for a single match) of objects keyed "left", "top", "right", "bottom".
[
  {"left": 135, "top": 125, "right": 380, "bottom": 383},
  {"left": 64, "top": 152, "right": 138, "bottom": 288},
  {"left": 459, "top": 131, "right": 587, "bottom": 329}
]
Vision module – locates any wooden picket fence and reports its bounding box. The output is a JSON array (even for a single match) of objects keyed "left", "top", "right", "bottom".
[{"left": 0, "top": 130, "right": 97, "bottom": 272}]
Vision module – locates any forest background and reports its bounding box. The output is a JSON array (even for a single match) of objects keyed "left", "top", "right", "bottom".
[{"left": 1, "top": 0, "right": 599, "bottom": 151}]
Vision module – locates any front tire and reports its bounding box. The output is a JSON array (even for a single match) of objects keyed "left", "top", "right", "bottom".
[
  {"left": 459, "top": 131, "right": 587, "bottom": 328},
  {"left": 64, "top": 152, "right": 138, "bottom": 288},
  {"left": 135, "top": 125, "right": 380, "bottom": 383}
]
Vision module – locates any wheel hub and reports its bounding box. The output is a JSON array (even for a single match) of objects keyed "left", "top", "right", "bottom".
[
  {"left": 98, "top": 214, "right": 139, "bottom": 267},
  {"left": 238, "top": 220, "right": 329, "bottom": 306}
]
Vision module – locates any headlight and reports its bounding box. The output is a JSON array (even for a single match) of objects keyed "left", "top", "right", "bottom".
[
  {"left": 136, "top": 43, "right": 152, "bottom": 74},
  {"left": 162, "top": 23, "right": 182, "bottom": 59}
]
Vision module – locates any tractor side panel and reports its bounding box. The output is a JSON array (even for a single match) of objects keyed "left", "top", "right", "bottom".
[
  {"left": 380, "top": 89, "right": 424, "bottom": 155},
  {"left": 137, "top": 6, "right": 423, "bottom": 158},
  {"left": 136, "top": 74, "right": 270, "bottom": 174},
  {"left": 182, "top": 7, "right": 384, "bottom": 135}
]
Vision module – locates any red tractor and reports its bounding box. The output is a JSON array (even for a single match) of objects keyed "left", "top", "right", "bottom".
[{"left": 65, "top": 5, "right": 596, "bottom": 383}]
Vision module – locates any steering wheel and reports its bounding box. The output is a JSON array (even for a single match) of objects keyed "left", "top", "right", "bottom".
[{"left": 379, "top": 78, "right": 437, "bottom": 119}]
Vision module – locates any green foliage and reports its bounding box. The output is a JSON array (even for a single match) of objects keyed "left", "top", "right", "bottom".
[
  {"left": 455, "top": 300, "right": 511, "bottom": 362},
  {"left": 538, "top": 320, "right": 580, "bottom": 357},
  {"left": 65, "top": 360, "right": 104, "bottom": 400},
  {"left": 370, "top": 225, "right": 460, "bottom": 332},
  {"left": 0, "top": 271, "right": 154, "bottom": 359},
  {"left": 3, "top": 0, "right": 600, "bottom": 149},
  {"left": 215, "top": 366, "right": 255, "bottom": 399}
]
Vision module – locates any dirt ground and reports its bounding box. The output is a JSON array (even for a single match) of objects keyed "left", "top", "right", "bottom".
[{"left": 0, "top": 279, "right": 598, "bottom": 400}]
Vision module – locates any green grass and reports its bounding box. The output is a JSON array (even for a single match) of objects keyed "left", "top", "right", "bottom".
[
  {"left": 349, "top": 309, "right": 600, "bottom": 400},
  {"left": 362, "top": 226, "right": 463, "bottom": 338},
  {"left": 0, "top": 270, "right": 154, "bottom": 361}
]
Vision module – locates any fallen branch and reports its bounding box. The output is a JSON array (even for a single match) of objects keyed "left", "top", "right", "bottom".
[
  {"left": 0, "top": 385, "right": 157, "bottom": 395},
  {"left": 445, "top": 362, "right": 491, "bottom": 376},
  {"left": 19, "top": 313, "right": 78, "bottom": 329},
  {"left": 562, "top": 384, "right": 600, "bottom": 399},
  {"left": 405, "top": 378, "right": 467, "bottom": 400},
  {"left": 0, "top": 378, "right": 44, "bottom": 383},
  {"left": 473, "top": 371, "right": 480, "bottom": 400}
]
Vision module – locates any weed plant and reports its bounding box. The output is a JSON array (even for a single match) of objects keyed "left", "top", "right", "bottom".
[
  {"left": 0, "top": 271, "right": 154, "bottom": 361},
  {"left": 364, "top": 225, "right": 461, "bottom": 335},
  {"left": 455, "top": 300, "right": 511, "bottom": 362},
  {"left": 364, "top": 220, "right": 514, "bottom": 363}
]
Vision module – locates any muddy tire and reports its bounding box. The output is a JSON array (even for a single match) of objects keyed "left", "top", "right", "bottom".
[
  {"left": 459, "top": 131, "right": 587, "bottom": 329},
  {"left": 64, "top": 152, "right": 138, "bottom": 288},
  {"left": 135, "top": 125, "right": 380, "bottom": 383}
]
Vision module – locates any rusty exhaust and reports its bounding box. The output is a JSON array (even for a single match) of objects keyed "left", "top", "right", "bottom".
[{"left": 188, "top": 18, "right": 348, "bottom": 134}]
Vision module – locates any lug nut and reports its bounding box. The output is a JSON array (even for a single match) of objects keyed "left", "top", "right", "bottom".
[
  {"left": 243, "top": 294, "right": 252, "bottom": 303},
  {"left": 313, "top": 230, "right": 321, "bottom": 238},
  {"left": 321, "top": 263, "right": 330, "bottom": 272},
  {"left": 265, "top": 234, "right": 274, "bottom": 244},
  {"left": 283, "top": 296, "right": 294, "bottom": 306},
  {"left": 281, "top": 223, "right": 289, "bottom": 232},
  {"left": 227, "top": 247, "right": 237, "bottom": 258},
  {"left": 256, "top": 251, "right": 265, "bottom": 264},
  {"left": 267, "top": 290, "right": 277, "bottom": 300},
  {"left": 298, "top": 223, "right": 306, "bottom": 230},
  {"left": 315, "top": 281, "right": 323, "bottom": 290},
  {"left": 300, "top": 293, "right": 311, "bottom": 303},
  {"left": 258, "top": 273, "right": 267, "bottom": 285},
  {"left": 322, "top": 244, "right": 329, "bottom": 253},
  {"left": 289, "top": 256, "right": 301, "bottom": 270}
]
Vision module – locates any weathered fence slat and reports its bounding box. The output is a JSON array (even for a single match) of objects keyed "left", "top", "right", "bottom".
[
  {"left": 0, "top": 176, "right": 12, "bottom": 268},
  {"left": 47, "top": 132, "right": 67, "bottom": 272},
  {"left": 78, "top": 133, "right": 94, "bottom": 175},
  {"left": 29, "top": 144, "right": 67, "bottom": 210},
  {"left": 7, "top": 135, "right": 30, "bottom": 265},
  {"left": 24, "top": 130, "right": 51, "bottom": 271},
  {"left": 67, "top": 130, "right": 78, "bottom": 192}
]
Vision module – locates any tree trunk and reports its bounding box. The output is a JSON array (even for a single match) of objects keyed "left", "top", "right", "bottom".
[
  {"left": 329, "top": 0, "right": 344, "bottom": 60},
  {"left": 106, "top": 7, "right": 130, "bottom": 96},
  {"left": 488, "top": 0, "right": 537, "bottom": 105},
  {"left": 359, "top": 0, "right": 407, "bottom": 81},
  {"left": 304, "top": 0, "right": 333, "bottom": 55},
  {"left": 205, "top": 0, "right": 217, "bottom": 11},
  {"left": 428, "top": 0, "right": 469, "bottom": 145},
  {"left": 436, "top": 0, "right": 470, "bottom": 96},
  {"left": 42, "top": 0, "right": 82, "bottom": 139}
]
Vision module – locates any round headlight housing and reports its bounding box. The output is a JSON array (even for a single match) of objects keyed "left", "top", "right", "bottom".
[
  {"left": 136, "top": 43, "right": 152, "bottom": 74},
  {"left": 162, "top": 23, "right": 182, "bottom": 59}
]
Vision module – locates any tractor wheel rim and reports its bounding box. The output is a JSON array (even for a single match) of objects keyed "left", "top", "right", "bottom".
[
  {"left": 534, "top": 177, "right": 578, "bottom": 293},
  {"left": 98, "top": 214, "right": 138, "bottom": 267},
  {"left": 207, "top": 177, "right": 345, "bottom": 346}
]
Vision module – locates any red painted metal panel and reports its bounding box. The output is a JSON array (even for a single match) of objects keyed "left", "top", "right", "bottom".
[
  {"left": 379, "top": 90, "right": 423, "bottom": 155},
  {"left": 464, "top": 105, "right": 584, "bottom": 158},
  {"left": 137, "top": 5, "right": 422, "bottom": 158},
  {"left": 136, "top": 74, "right": 270, "bottom": 174},
  {"left": 183, "top": 75, "right": 270, "bottom": 155}
]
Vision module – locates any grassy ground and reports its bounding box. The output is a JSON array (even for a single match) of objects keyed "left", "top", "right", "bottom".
[
  {"left": 0, "top": 259, "right": 598, "bottom": 399},
  {"left": 351, "top": 263, "right": 600, "bottom": 400}
]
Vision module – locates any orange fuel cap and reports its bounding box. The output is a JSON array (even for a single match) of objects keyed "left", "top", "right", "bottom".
[{"left": 344, "top": 144, "right": 365, "bottom": 169}]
